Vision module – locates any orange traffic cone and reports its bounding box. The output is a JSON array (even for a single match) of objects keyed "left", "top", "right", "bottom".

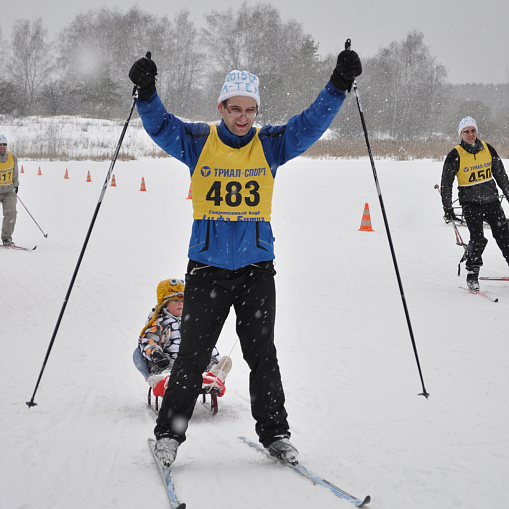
[
  {"left": 140, "top": 177, "right": 147, "bottom": 192},
  {"left": 111, "top": 174, "right": 116, "bottom": 187},
  {"left": 64, "top": 169, "right": 69, "bottom": 179},
  {"left": 359, "top": 203, "right": 374, "bottom": 232},
  {"left": 21, "top": 165, "right": 24, "bottom": 173},
  {"left": 186, "top": 183, "right": 192, "bottom": 200},
  {"left": 38, "top": 166, "right": 42, "bottom": 176},
  {"left": 86, "top": 171, "right": 92, "bottom": 182}
]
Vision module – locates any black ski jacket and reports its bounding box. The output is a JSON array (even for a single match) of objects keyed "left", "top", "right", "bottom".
[{"left": 441, "top": 138, "right": 509, "bottom": 209}]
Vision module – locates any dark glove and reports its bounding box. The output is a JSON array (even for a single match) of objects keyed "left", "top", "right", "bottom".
[
  {"left": 330, "top": 41, "right": 362, "bottom": 93},
  {"left": 151, "top": 350, "right": 170, "bottom": 369},
  {"left": 14, "top": 187, "right": 18, "bottom": 194},
  {"left": 129, "top": 53, "right": 157, "bottom": 100},
  {"left": 443, "top": 207, "right": 457, "bottom": 223}
]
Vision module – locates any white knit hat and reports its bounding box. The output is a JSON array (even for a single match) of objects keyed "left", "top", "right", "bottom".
[
  {"left": 0, "top": 134, "right": 8, "bottom": 144},
  {"left": 218, "top": 70, "right": 260, "bottom": 107},
  {"left": 458, "top": 116, "right": 478, "bottom": 136}
]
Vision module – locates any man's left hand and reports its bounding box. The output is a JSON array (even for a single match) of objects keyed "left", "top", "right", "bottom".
[{"left": 331, "top": 50, "right": 362, "bottom": 92}]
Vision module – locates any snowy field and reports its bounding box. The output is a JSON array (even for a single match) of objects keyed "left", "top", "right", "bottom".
[{"left": 1, "top": 149, "right": 509, "bottom": 509}]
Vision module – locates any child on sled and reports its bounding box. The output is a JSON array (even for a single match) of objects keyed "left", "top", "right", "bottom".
[{"left": 133, "top": 278, "right": 231, "bottom": 398}]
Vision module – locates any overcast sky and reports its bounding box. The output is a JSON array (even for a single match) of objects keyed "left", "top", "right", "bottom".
[{"left": 2, "top": 0, "right": 509, "bottom": 84}]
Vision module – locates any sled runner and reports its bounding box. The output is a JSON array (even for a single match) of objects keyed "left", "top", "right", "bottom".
[{"left": 147, "top": 385, "right": 220, "bottom": 415}]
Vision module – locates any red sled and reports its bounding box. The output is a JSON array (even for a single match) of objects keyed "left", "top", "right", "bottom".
[
  {"left": 147, "top": 385, "right": 219, "bottom": 415},
  {"left": 147, "top": 371, "right": 225, "bottom": 416},
  {"left": 146, "top": 356, "right": 231, "bottom": 416}
]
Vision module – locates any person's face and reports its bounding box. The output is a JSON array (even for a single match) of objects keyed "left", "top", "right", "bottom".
[
  {"left": 0, "top": 143, "right": 6, "bottom": 157},
  {"left": 460, "top": 126, "right": 477, "bottom": 145},
  {"left": 166, "top": 299, "right": 183, "bottom": 317},
  {"left": 218, "top": 96, "right": 257, "bottom": 137}
]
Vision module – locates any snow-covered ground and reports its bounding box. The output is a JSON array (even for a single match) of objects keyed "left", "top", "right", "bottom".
[
  {"left": 0, "top": 115, "right": 169, "bottom": 160},
  {"left": 1, "top": 149, "right": 509, "bottom": 509}
]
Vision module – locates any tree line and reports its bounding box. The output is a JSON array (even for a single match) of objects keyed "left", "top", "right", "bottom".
[{"left": 1, "top": 3, "right": 508, "bottom": 141}]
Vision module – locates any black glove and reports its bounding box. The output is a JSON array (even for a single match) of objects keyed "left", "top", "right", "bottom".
[
  {"left": 330, "top": 41, "right": 362, "bottom": 93},
  {"left": 129, "top": 53, "right": 157, "bottom": 100},
  {"left": 443, "top": 207, "right": 457, "bottom": 223},
  {"left": 151, "top": 350, "right": 170, "bottom": 369},
  {"left": 14, "top": 187, "right": 18, "bottom": 194}
]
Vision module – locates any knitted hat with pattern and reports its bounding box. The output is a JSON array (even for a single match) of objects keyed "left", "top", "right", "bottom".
[
  {"left": 139, "top": 278, "right": 185, "bottom": 338},
  {"left": 218, "top": 70, "right": 260, "bottom": 108},
  {"left": 458, "top": 116, "right": 478, "bottom": 136},
  {"left": 157, "top": 278, "right": 185, "bottom": 305}
]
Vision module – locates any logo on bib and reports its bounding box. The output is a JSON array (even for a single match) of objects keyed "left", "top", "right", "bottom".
[{"left": 201, "top": 166, "right": 211, "bottom": 177}]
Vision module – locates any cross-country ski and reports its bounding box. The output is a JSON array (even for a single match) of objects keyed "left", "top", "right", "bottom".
[
  {"left": 0, "top": 244, "right": 36, "bottom": 251},
  {"left": 148, "top": 439, "right": 186, "bottom": 509},
  {"left": 239, "top": 436, "right": 370, "bottom": 507},
  {"left": 459, "top": 286, "right": 499, "bottom": 302}
]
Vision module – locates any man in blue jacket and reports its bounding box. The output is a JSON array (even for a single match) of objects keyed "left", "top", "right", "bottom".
[{"left": 129, "top": 49, "right": 362, "bottom": 467}]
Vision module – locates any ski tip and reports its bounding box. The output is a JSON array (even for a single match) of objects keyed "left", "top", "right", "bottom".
[
  {"left": 176, "top": 504, "right": 186, "bottom": 509},
  {"left": 358, "top": 495, "right": 371, "bottom": 506}
]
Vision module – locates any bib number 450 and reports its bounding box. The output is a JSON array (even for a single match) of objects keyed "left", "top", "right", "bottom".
[
  {"left": 206, "top": 180, "right": 260, "bottom": 207},
  {"left": 469, "top": 167, "right": 492, "bottom": 183}
]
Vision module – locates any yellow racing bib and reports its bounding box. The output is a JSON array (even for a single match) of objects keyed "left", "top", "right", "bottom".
[
  {"left": 192, "top": 125, "right": 274, "bottom": 221},
  {"left": 455, "top": 142, "right": 493, "bottom": 187},
  {"left": 0, "top": 151, "right": 15, "bottom": 186}
]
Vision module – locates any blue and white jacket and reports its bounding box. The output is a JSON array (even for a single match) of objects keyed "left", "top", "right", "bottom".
[{"left": 136, "top": 82, "right": 346, "bottom": 270}]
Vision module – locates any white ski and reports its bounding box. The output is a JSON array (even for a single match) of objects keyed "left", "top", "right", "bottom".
[
  {"left": 147, "top": 438, "right": 186, "bottom": 509},
  {"left": 239, "top": 436, "right": 370, "bottom": 507}
]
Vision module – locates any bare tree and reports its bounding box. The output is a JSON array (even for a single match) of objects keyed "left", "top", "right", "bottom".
[
  {"left": 7, "top": 17, "right": 55, "bottom": 115},
  {"left": 201, "top": 2, "right": 324, "bottom": 123},
  {"left": 55, "top": 6, "right": 203, "bottom": 118},
  {"left": 158, "top": 9, "right": 205, "bottom": 117},
  {"left": 361, "top": 31, "right": 448, "bottom": 139}
]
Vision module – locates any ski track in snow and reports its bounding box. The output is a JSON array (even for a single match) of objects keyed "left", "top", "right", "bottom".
[{"left": 1, "top": 155, "right": 509, "bottom": 509}]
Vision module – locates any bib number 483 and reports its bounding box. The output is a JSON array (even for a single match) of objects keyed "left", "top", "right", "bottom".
[{"left": 206, "top": 180, "right": 260, "bottom": 207}]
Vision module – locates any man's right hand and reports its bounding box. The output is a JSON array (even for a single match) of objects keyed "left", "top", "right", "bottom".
[
  {"left": 443, "top": 207, "right": 458, "bottom": 223},
  {"left": 129, "top": 54, "right": 157, "bottom": 100}
]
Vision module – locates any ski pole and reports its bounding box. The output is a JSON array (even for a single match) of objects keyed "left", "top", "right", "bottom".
[
  {"left": 434, "top": 184, "right": 468, "bottom": 274},
  {"left": 16, "top": 195, "right": 48, "bottom": 238},
  {"left": 434, "top": 184, "right": 467, "bottom": 249},
  {"left": 26, "top": 57, "right": 147, "bottom": 408},
  {"left": 348, "top": 39, "right": 429, "bottom": 398}
]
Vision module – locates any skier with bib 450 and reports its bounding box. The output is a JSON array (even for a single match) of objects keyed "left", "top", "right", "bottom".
[
  {"left": 441, "top": 116, "right": 509, "bottom": 291},
  {"left": 128, "top": 46, "right": 362, "bottom": 468}
]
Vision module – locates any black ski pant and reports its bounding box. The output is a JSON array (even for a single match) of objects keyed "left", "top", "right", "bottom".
[
  {"left": 154, "top": 259, "right": 290, "bottom": 448},
  {"left": 462, "top": 201, "right": 509, "bottom": 270}
]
